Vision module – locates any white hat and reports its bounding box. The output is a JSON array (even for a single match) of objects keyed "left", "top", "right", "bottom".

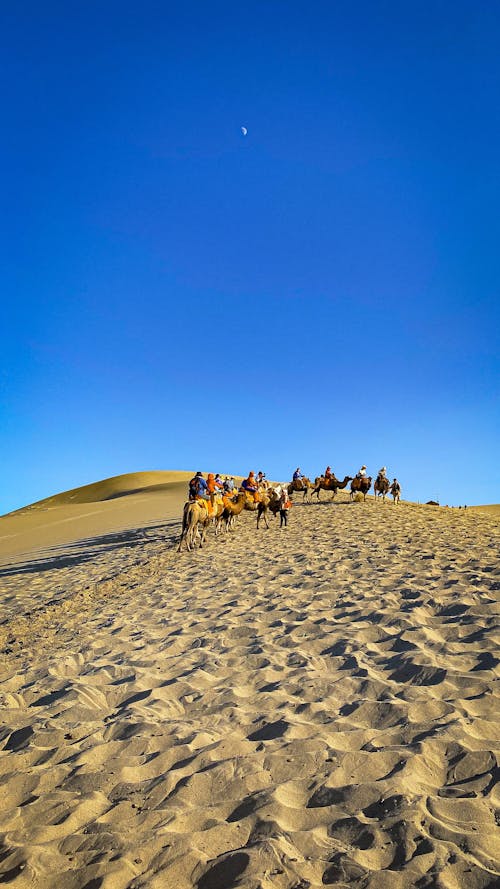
[{"left": 361, "top": 465, "right": 367, "bottom": 469}]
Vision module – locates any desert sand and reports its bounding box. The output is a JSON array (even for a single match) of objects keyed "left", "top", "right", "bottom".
[{"left": 0, "top": 473, "right": 499, "bottom": 889}]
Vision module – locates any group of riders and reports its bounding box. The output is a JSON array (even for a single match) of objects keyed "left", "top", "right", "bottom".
[
  {"left": 189, "top": 465, "right": 401, "bottom": 507},
  {"left": 188, "top": 470, "right": 267, "bottom": 503},
  {"left": 188, "top": 470, "right": 291, "bottom": 522},
  {"left": 293, "top": 464, "right": 400, "bottom": 497}
]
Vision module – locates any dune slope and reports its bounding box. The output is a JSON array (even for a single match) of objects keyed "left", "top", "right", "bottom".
[{"left": 0, "top": 490, "right": 499, "bottom": 889}]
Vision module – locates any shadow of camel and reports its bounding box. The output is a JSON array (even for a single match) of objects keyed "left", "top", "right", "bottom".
[{"left": 0, "top": 519, "right": 180, "bottom": 578}]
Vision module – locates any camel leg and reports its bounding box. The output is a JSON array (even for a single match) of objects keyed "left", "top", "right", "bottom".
[
  {"left": 257, "top": 505, "right": 269, "bottom": 529},
  {"left": 178, "top": 505, "right": 192, "bottom": 552}
]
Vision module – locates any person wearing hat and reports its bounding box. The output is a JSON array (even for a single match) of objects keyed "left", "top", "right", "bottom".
[
  {"left": 378, "top": 466, "right": 387, "bottom": 480},
  {"left": 293, "top": 467, "right": 304, "bottom": 481},
  {"left": 390, "top": 478, "right": 401, "bottom": 501},
  {"left": 356, "top": 465, "right": 367, "bottom": 479},
  {"left": 241, "top": 471, "right": 260, "bottom": 501},
  {"left": 188, "top": 471, "right": 209, "bottom": 501},
  {"left": 324, "top": 465, "right": 332, "bottom": 480}
]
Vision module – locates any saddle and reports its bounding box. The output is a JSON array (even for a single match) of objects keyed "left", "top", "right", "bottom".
[{"left": 195, "top": 497, "right": 219, "bottom": 517}]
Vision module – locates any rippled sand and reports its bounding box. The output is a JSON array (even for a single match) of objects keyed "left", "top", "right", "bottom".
[{"left": 0, "top": 486, "right": 499, "bottom": 888}]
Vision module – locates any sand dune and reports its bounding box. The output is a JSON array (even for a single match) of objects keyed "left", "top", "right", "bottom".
[
  {"left": 0, "top": 473, "right": 201, "bottom": 564},
  {"left": 0, "top": 476, "right": 499, "bottom": 888}
]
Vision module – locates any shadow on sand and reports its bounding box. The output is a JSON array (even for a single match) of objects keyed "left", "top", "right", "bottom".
[{"left": 0, "top": 519, "right": 180, "bottom": 578}]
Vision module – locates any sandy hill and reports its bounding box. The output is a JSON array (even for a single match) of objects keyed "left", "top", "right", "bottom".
[
  {"left": 1, "top": 471, "right": 228, "bottom": 563},
  {"left": 0, "top": 476, "right": 499, "bottom": 888},
  {"left": 15, "top": 470, "right": 196, "bottom": 509}
]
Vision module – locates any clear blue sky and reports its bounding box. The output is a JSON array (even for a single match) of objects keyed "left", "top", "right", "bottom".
[{"left": 2, "top": 1, "right": 499, "bottom": 512}]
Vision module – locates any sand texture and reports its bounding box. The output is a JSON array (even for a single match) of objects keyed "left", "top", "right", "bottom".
[{"left": 0, "top": 480, "right": 499, "bottom": 888}]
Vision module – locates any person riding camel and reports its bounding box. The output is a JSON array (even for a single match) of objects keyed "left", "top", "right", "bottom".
[
  {"left": 356, "top": 465, "right": 367, "bottom": 479},
  {"left": 378, "top": 466, "right": 387, "bottom": 480},
  {"left": 256, "top": 471, "right": 265, "bottom": 486},
  {"left": 205, "top": 473, "right": 220, "bottom": 513},
  {"left": 188, "top": 471, "right": 209, "bottom": 501},
  {"left": 241, "top": 471, "right": 260, "bottom": 501},
  {"left": 293, "top": 467, "right": 303, "bottom": 481},
  {"left": 324, "top": 466, "right": 332, "bottom": 480}
]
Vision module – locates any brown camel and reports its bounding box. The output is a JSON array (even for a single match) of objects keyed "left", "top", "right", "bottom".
[
  {"left": 390, "top": 481, "right": 401, "bottom": 504},
  {"left": 311, "top": 475, "right": 353, "bottom": 501},
  {"left": 374, "top": 475, "right": 390, "bottom": 500},
  {"left": 220, "top": 491, "right": 247, "bottom": 531},
  {"left": 350, "top": 476, "right": 372, "bottom": 501},
  {"left": 287, "top": 477, "right": 312, "bottom": 502},
  {"left": 240, "top": 488, "right": 275, "bottom": 529}
]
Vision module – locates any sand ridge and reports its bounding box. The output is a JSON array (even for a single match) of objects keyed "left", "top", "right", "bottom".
[{"left": 0, "top": 491, "right": 499, "bottom": 888}]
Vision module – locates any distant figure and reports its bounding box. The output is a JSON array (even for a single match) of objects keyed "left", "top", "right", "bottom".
[
  {"left": 390, "top": 478, "right": 401, "bottom": 504},
  {"left": 293, "top": 467, "right": 303, "bottom": 481},
  {"left": 189, "top": 471, "right": 209, "bottom": 501},
  {"left": 324, "top": 465, "right": 332, "bottom": 480},
  {"left": 279, "top": 488, "right": 292, "bottom": 527},
  {"left": 356, "top": 465, "right": 367, "bottom": 479},
  {"left": 223, "top": 476, "right": 234, "bottom": 494}
]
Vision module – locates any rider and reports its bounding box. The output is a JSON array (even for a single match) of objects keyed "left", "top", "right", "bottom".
[
  {"left": 293, "top": 467, "right": 303, "bottom": 481},
  {"left": 324, "top": 466, "right": 332, "bottom": 480},
  {"left": 256, "top": 470, "right": 265, "bottom": 485},
  {"left": 241, "top": 471, "right": 260, "bottom": 501},
  {"left": 206, "top": 473, "right": 216, "bottom": 496},
  {"left": 356, "top": 465, "right": 367, "bottom": 479},
  {"left": 188, "top": 471, "right": 209, "bottom": 501},
  {"left": 378, "top": 466, "right": 387, "bottom": 480}
]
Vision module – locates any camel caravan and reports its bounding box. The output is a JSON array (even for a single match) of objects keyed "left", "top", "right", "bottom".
[{"left": 178, "top": 466, "right": 402, "bottom": 552}]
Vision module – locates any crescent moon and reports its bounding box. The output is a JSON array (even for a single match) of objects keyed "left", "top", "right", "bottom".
[{"left": 241, "top": 126, "right": 248, "bottom": 136}]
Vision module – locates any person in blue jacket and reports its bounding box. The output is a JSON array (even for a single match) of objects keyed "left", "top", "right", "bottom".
[{"left": 188, "top": 472, "right": 209, "bottom": 501}]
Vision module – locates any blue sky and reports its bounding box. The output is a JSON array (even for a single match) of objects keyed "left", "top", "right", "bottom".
[{"left": 2, "top": 1, "right": 499, "bottom": 511}]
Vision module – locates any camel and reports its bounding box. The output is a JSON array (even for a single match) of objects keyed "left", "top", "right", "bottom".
[
  {"left": 220, "top": 491, "right": 247, "bottom": 532},
  {"left": 311, "top": 474, "right": 353, "bottom": 501},
  {"left": 350, "top": 476, "right": 372, "bottom": 501},
  {"left": 178, "top": 496, "right": 225, "bottom": 550},
  {"left": 177, "top": 499, "right": 211, "bottom": 551},
  {"left": 390, "top": 481, "right": 401, "bottom": 504},
  {"left": 374, "top": 475, "right": 390, "bottom": 501},
  {"left": 287, "top": 477, "right": 312, "bottom": 502},
  {"left": 240, "top": 488, "right": 276, "bottom": 529}
]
